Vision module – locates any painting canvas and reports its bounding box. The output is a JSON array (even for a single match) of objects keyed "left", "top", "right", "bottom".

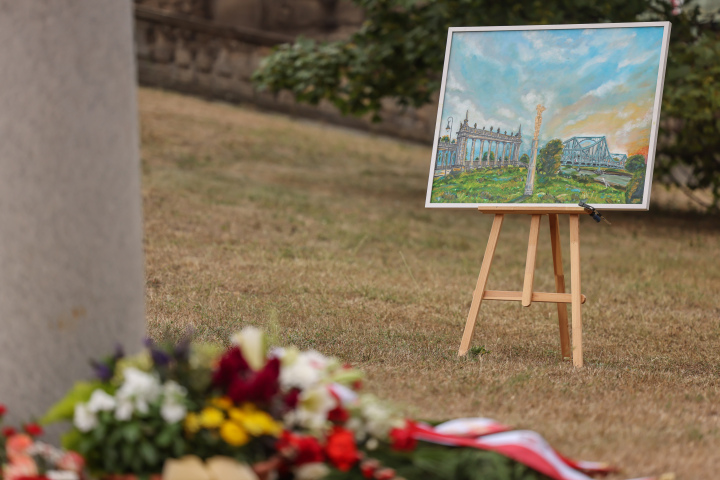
[{"left": 425, "top": 23, "right": 671, "bottom": 210}]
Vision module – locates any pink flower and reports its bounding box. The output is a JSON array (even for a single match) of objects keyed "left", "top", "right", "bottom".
[
  {"left": 6, "top": 434, "right": 34, "bottom": 461},
  {"left": 57, "top": 451, "right": 85, "bottom": 473},
  {"left": 3, "top": 455, "right": 39, "bottom": 480}
]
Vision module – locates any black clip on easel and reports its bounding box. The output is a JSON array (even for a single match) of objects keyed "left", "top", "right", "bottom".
[{"left": 578, "top": 202, "right": 611, "bottom": 225}]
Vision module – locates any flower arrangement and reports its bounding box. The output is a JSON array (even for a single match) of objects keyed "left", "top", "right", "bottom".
[
  {"left": 3, "top": 328, "right": 634, "bottom": 480},
  {"left": 0, "top": 406, "right": 84, "bottom": 480}
]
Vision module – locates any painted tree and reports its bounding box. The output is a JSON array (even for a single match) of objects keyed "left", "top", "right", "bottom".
[
  {"left": 625, "top": 154, "right": 646, "bottom": 173},
  {"left": 253, "top": 0, "right": 720, "bottom": 211},
  {"left": 537, "top": 139, "right": 564, "bottom": 178},
  {"left": 520, "top": 153, "right": 530, "bottom": 165},
  {"left": 625, "top": 154, "right": 647, "bottom": 203}
]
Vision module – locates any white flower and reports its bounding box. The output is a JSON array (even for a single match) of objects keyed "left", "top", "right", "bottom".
[
  {"left": 47, "top": 471, "right": 79, "bottom": 480},
  {"left": 231, "top": 327, "right": 267, "bottom": 371},
  {"left": 359, "top": 395, "right": 404, "bottom": 440},
  {"left": 114, "top": 398, "right": 134, "bottom": 421},
  {"left": 86, "top": 389, "right": 116, "bottom": 413},
  {"left": 161, "top": 402, "right": 187, "bottom": 423},
  {"left": 27, "top": 442, "right": 63, "bottom": 463},
  {"left": 293, "top": 462, "right": 330, "bottom": 480},
  {"left": 117, "top": 367, "right": 162, "bottom": 400},
  {"left": 163, "top": 380, "right": 187, "bottom": 400},
  {"left": 286, "top": 385, "right": 335, "bottom": 432},
  {"left": 279, "top": 350, "right": 331, "bottom": 391},
  {"left": 114, "top": 367, "right": 162, "bottom": 420},
  {"left": 160, "top": 380, "right": 188, "bottom": 423},
  {"left": 73, "top": 404, "right": 97, "bottom": 432}
]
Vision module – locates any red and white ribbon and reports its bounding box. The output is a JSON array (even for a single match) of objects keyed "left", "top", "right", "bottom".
[{"left": 411, "top": 421, "right": 619, "bottom": 480}]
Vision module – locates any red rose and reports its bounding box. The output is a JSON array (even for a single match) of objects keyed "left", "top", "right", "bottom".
[
  {"left": 389, "top": 421, "right": 417, "bottom": 452},
  {"left": 212, "top": 347, "right": 250, "bottom": 388},
  {"left": 327, "top": 405, "right": 350, "bottom": 424},
  {"left": 0, "top": 404, "right": 6, "bottom": 416},
  {"left": 2, "top": 426, "right": 16, "bottom": 437},
  {"left": 227, "top": 357, "right": 280, "bottom": 404},
  {"left": 325, "top": 426, "right": 360, "bottom": 472},
  {"left": 24, "top": 423, "right": 43, "bottom": 437},
  {"left": 283, "top": 388, "right": 300, "bottom": 410},
  {"left": 277, "top": 431, "right": 324, "bottom": 465}
]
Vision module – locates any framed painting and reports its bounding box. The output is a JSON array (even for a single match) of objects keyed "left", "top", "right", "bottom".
[{"left": 425, "top": 22, "right": 671, "bottom": 211}]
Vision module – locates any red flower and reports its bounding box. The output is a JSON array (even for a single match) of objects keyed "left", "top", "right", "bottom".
[
  {"left": 360, "top": 459, "right": 380, "bottom": 479},
  {"left": 325, "top": 426, "right": 360, "bottom": 472},
  {"left": 283, "top": 388, "right": 300, "bottom": 410},
  {"left": 227, "top": 357, "right": 280, "bottom": 404},
  {"left": 277, "top": 431, "right": 324, "bottom": 465},
  {"left": 352, "top": 380, "right": 363, "bottom": 390},
  {"left": 2, "top": 426, "right": 17, "bottom": 437},
  {"left": 212, "top": 347, "right": 280, "bottom": 405},
  {"left": 327, "top": 405, "right": 350, "bottom": 424},
  {"left": 0, "top": 404, "right": 6, "bottom": 416},
  {"left": 212, "top": 347, "right": 251, "bottom": 388},
  {"left": 23, "top": 423, "right": 43, "bottom": 437},
  {"left": 389, "top": 421, "right": 417, "bottom": 452}
]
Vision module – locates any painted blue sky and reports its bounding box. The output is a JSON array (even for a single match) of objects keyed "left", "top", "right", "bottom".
[{"left": 440, "top": 26, "right": 665, "bottom": 156}]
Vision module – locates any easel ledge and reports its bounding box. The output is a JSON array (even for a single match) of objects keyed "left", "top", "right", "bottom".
[
  {"left": 477, "top": 206, "right": 588, "bottom": 215},
  {"left": 459, "top": 205, "right": 590, "bottom": 367}
]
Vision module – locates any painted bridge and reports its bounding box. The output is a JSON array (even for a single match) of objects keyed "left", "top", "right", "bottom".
[{"left": 560, "top": 136, "right": 627, "bottom": 169}]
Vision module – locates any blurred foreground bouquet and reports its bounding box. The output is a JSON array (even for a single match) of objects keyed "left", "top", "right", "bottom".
[
  {"left": 1, "top": 406, "right": 84, "bottom": 480},
  {"left": 15, "top": 328, "right": 628, "bottom": 480}
]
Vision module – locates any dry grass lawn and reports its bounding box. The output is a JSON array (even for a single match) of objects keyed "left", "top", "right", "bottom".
[{"left": 139, "top": 87, "right": 720, "bottom": 480}]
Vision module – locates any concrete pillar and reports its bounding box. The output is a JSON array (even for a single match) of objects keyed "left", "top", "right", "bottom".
[{"left": 0, "top": 0, "right": 145, "bottom": 428}]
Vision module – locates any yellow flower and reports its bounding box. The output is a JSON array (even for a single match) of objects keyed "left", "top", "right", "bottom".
[
  {"left": 199, "top": 407, "right": 225, "bottom": 429},
  {"left": 184, "top": 413, "right": 201, "bottom": 434},
  {"left": 211, "top": 397, "right": 233, "bottom": 411},
  {"left": 220, "top": 420, "right": 250, "bottom": 446},
  {"left": 229, "top": 406, "right": 281, "bottom": 437}
]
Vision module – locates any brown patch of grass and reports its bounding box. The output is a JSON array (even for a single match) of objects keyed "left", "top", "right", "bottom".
[{"left": 140, "top": 88, "right": 720, "bottom": 479}]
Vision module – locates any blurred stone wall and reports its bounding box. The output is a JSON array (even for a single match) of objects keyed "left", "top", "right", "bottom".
[{"left": 133, "top": 1, "right": 438, "bottom": 143}]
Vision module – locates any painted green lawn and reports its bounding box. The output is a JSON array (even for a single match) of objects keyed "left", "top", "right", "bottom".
[{"left": 430, "top": 167, "right": 631, "bottom": 204}]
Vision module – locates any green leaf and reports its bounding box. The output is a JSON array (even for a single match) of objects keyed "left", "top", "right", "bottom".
[
  {"left": 40, "top": 381, "right": 107, "bottom": 424},
  {"left": 60, "top": 429, "right": 83, "bottom": 451},
  {"left": 122, "top": 422, "right": 141, "bottom": 443},
  {"left": 139, "top": 440, "right": 159, "bottom": 468}
]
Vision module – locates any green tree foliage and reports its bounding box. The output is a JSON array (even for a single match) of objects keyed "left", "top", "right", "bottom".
[
  {"left": 537, "top": 139, "right": 564, "bottom": 177},
  {"left": 519, "top": 153, "right": 530, "bottom": 165},
  {"left": 625, "top": 154, "right": 646, "bottom": 173},
  {"left": 253, "top": 0, "right": 720, "bottom": 210},
  {"left": 482, "top": 151, "right": 495, "bottom": 162},
  {"left": 626, "top": 170, "right": 646, "bottom": 203}
]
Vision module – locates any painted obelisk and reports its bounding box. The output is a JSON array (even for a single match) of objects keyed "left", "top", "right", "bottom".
[{"left": 524, "top": 104, "right": 547, "bottom": 196}]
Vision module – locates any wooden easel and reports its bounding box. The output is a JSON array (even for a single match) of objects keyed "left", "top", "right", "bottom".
[{"left": 458, "top": 206, "right": 590, "bottom": 367}]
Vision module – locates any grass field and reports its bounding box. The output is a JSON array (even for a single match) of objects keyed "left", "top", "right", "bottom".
[
  {"left": 430, "top": 167, "right": 630, "bottom": 204},
  {"left": 140, "top": 88, "right": 720, "bottom": 479}
]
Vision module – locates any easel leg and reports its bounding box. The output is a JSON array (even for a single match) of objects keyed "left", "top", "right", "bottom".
[
  {"left": 521, "top": 214, "right": 542, "bottom": 307},
  {"left": 569, "top": 214, "right": 583, "bottom": 368},
  {"left": 458, "top": 214, "right": 504, "bottom": 356},
  {"left": 548, "top": 214, "right": 571, "bottom": 360}
]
